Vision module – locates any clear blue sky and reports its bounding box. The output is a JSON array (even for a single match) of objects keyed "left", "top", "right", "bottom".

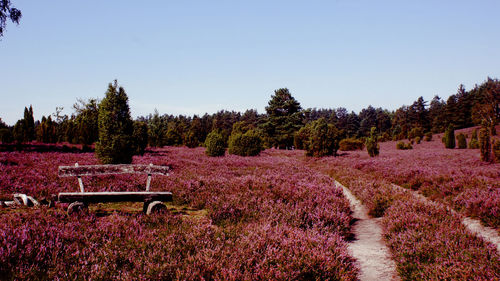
[{"left": 1, "top": 0, "right": 499, "bottom": 125}]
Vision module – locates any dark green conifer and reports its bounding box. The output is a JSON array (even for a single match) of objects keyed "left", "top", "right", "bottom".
[
  {"left": 444, "top": 124, "right": 455, "bottom": 149},
  {"left": 228, "top": 129, "right": 263, "bottom": 156},
  {"left": 479, "top": 126, "right": 491, "bottom": 162},
  {"left": 95, "top": 80, "right": 134, "bottom": 164},
  {"left": 366, "top": 127, "right": 379, "bottom": 157},
  {"left": 305, "top": 118, "right": 343, "bottom": 157},
  {"left": 469, "top": 129, "right": 479, "bottom": 149},
  {"left": 204, "top": 130, "right": 226, "bottom": 157},
  {"left": 456, "top": 133, "right": 467, "bottom": 149}
]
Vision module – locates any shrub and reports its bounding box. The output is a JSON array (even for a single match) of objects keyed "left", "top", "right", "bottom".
[
  {"left": 306, "top": 118, "right": 343, "bottom": 157},
  {"left": 228, "top": 129, "right": 263, "bottom": 156},
  {"left": 368, "top": 194, "right": 393, "bottom": 217},
  {"left": 294, "top": 126, "right": 311, "bottom": 150},
  {"left": 95, "top": 80, "right": 135, "bottom": 164},
  {"left": 164, "top": 128, "right": 183, "bottom": 146},
  {"left": 479, "top": 127, "right": 491, "bottom": 162},
  {"left": 424, "top": 132, "right": 432, "bottom": 142},
  {"left": 339, "top": 138, "right": 364, "bottom": 151},
  {"left": 204, "top": 131, "right": 226, "bottom": 157},
  {"left": 493, "top": 140, "right": 500, "bottom": 163},
  {"left": 444, "top": 124, "right": 455, "bottom": 149},
  {"left": 469, "top": 129, "right": 479, "bottom": 149},
  {"left": 184, "top": 130, "right": 199, "bottom": 148},
  {"left": 456, "top": 133, "right": 467, "bottom": 149},
  {"left": 381, "top": 132, "right": 391, "bottom": 142},
  {"left": 414, "top": 136, "right": 421, "bottom": 144},
  {"left": 396, "top": 141, "right": 413, "bottom": 150},
  {"left": 365, "top": 127, "right": 379, "bottom": 157},
  {"left": 408, "top": 127, "right": 424, "bottom": 140}
]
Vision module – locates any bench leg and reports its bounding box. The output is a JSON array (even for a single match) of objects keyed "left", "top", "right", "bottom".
[{"left": 67, "top": 201, "right": 88, "bottom": 216}]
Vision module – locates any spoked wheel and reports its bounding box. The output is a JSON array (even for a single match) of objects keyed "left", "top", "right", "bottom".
[
  {"left": 67, "top": 201, "right": 88, "bottom": 216},
  {"left": 145, "top": 201, "right": 167, "bottom": 215}
]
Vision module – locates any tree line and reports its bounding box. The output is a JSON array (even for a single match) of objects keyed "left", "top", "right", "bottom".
[{"left": 1, "top": 77, "right": 498, "bottom": 155}]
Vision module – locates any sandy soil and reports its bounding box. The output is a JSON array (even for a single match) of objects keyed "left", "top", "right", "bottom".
[
  {"left": 337, "top": 181, "right": 401, "bottom": 281},
  {"left": 391, "top": 184, "right": 500, "bottom": 253}
]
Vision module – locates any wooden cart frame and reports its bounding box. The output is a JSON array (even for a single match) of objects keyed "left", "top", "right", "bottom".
[{"left": 58, "top": 163, "right": 172, "bottom": 215}]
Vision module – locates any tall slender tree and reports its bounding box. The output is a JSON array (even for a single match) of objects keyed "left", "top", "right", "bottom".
[{"left": 95, "top": 80, "right": 134, "bottom": 164}]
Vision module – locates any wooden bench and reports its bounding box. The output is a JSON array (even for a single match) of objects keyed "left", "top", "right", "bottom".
[{"left": 58, "top": 163, "right": 172, "bottom": 215}]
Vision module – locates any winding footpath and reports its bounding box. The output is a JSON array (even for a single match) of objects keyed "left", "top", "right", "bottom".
[
  {"left": 391, "top": 184, "right": 500, "bottom": 253},
  {"left": 336, "top": 181, "right": 400, "bottom": 281}
]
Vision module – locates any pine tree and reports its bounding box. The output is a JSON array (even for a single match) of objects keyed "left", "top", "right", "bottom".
[
  {"left": 262, "top": 88, "right": 303, "bottom": 149},
  {"left": 23, "top": 105, "right": 35, "bottom": 142},
  {"left": 95, "top": 80, "right": 134, "bottom": 164}
]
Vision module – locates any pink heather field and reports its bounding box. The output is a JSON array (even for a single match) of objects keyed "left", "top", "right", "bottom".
[
  {"left": 1, "top": 139, "right": 499, "bottom": 280},
  {"left": 320, "top": 126, "right": 500, "bottom": 230},
  {"left": 0, "top": 146, "right": 358, "bottom": 280}
]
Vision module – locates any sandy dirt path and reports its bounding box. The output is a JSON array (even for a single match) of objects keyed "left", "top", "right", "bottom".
[
  {"left": 391, "top": 184, "right": 500, "bottom": 253},
  {"left": 336, "top": 181, "right": 400, "bottom": 281}
]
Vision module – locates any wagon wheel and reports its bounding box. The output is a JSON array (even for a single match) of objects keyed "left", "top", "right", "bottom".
[
  {"left": 67, "top": 201, "right": 88, "bottom": 216},
  {"left": 146, "top": 201, "right": 167, "bottom": 215}
]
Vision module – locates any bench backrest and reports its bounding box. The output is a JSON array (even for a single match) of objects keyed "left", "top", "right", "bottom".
[
  {"left": 58, "top": 163, "right": 170, "bottom": 192},
  {"left": 58, "top": 164, "right": 170, "bottom": 177}
]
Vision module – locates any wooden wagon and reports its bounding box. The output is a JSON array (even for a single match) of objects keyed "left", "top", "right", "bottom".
[{"left": 58, "top": 163, "right": 172, "bottom": 215}]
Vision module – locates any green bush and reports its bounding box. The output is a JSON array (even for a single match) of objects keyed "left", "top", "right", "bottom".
[
  {"left": 294, "top": 126, "right": 311, "bottom": 150},
  {"left": 381, "top": 132, "right": 391, "bottom": 142},
  {"left": 408, "top": 127, "right": 424, "bottom": 140},
  {"left": 414, "top": 137, "right": 421, "bottom": 144},
  {"left": 339, "top": 138, "right": 364, "bottom": 151},
  {"left": 366, "top": 127, "right": 379, "bottom": 157},
  {"left": 228, "top": 129, "right": 263, "bottom": 156},
  {"left": 368, "top": 194, "right": 393, "bottom": 217},
  {"left": 306, "top": 118, "right": 343, "bottom": 157},
  {"left": 444, "top": 124, "right": 455, "bottom": 149},
  {"left": 396, "top": 141, "right": 413, "bottom": 150},
  {"left": 424, "top": 132, "right": 432, "bottom": 142},
  {"left": 469, "top": 129, "right": 479, "bottom": 149},
  {"left": 204, "top": 131, "right": 226, "bottom": 157},
  {"left": 456, "top": 133, "right": 467, "bottom": 149},
  {"left": 95, "top": 80, "right": 135, "bottom": 164},
  {"left": 184, "top": 130, "right": 200, "bottom": 148},
  {"left": 164, "top": 128, "right": 183, "bottom": 146},
  {"left": 479, "top": 127, "right": 491, "bottom": 162}
]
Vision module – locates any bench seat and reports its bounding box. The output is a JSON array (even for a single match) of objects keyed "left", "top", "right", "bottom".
[{"left": 58, "top": 191, "right": 172, "bottom": 204}]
